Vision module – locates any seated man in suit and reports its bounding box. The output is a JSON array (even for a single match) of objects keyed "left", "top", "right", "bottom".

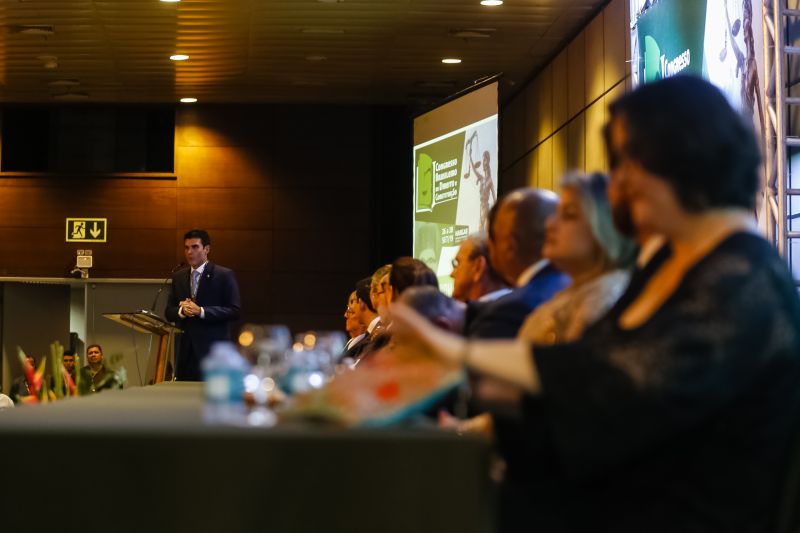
[
  {"left": 465, "top": 188, "right": 570, "bottom": 339},
  {"left": 450, "top": 232, "right": 510, "bottom": 304},
  {"left": 344, "top": 277, "right": 380, "bottom": 360},
  {"left": 166, "top": 229, "right": 241, "bottom": 381},
  {"left": 342, "top": 290, "right": 368, "bottom": 360}
]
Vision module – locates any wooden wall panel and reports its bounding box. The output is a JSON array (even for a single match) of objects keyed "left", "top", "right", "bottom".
[
  {"left": 552, "top": 50, "right": 569, "bottom": 130},
  {"left": 523, "top": 77, "right": 541, "bottom": 150},
  {"left": 537, "top": 65, "right": 554, "bottom": 143},
  {"left": 537, "top": 137, "right": 553, "bottom": 191},
  {"left": 525, "top": 149, "right": 538, "bottom": 188},
  {"left": 0, "top": 185, "right": 176, "bottom": 228},
  {"left": 177, "top": 187, "right": 274, "bottom": 230},
  {"left": 175, "top": 146, "right": 269, "bottom": 188},
  {"left": 604, "top": 0, "right": 628, "bottom": 90},
  {"left": 567, "top": 32, "right": 586, "bottom": 119},
  {"left": 585, "top": 99, "right": 608, "bottom": 173},
  {"left": 552, "top": 128, "right": 568, "bottom": 189},
  {"left": 585, "top": 14, "right": 606, "bottom": 104},
  {"left": 567, "top": 114, "right": 586, "bottom": 173},
  {"left": 503, "top": 96, "right": 527, "bottom": 168}
]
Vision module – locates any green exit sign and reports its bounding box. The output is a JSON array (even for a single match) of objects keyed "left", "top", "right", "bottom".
[{"left": 66, "top": 218, "right": 107, "bottom": 243}]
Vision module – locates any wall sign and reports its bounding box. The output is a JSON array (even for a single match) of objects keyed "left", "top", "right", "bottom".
[{"left": 66, "top": 218, "right": 107, "bottom": 242}]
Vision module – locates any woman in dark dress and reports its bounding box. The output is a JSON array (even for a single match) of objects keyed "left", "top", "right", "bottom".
[{"left": 391, "top": 76, "right": 800, "bottom": 533}]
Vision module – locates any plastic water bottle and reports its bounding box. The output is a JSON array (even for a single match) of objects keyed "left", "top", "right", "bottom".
[{"left": 202, "top": 341, "right": 249, "bottom": 424}]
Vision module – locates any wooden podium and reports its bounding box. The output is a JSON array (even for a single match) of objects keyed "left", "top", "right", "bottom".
[{"left": 103, "top": 310, "right": 182, "bottom": 384}]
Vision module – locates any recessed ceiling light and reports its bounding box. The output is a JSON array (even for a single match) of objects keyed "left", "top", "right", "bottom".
[
  {"left": 301, "top": 28, "right": 345, "bottom": 34},
  {"left": 450, "top": 28, "right": 496, "bottom": 39},
  {"left": 37, "top": 55, "right": 58, "bottom": 69},
  {"left": 442, "top": 58, "right": 462, "bottom": 64},
  {"left": 170, "top": 54, "right": 189, "bottom": 61},
  {"left": 180, "top": 97, "right": 197, "bottom": 103},
  {"left": 48, "top": 79, "right": 80, "bottom": 87},
  {"left": 291, "top": 80, "right": 328, "bottom": 86},
  {"left": 53, "top": 92, "right": 89, "bottom": 101},
  {"left": 480, "top": 0, "right": 503, "bottom": 6},
  {"left": 15, "top": 25, "right": 55, "bottom": 36}
]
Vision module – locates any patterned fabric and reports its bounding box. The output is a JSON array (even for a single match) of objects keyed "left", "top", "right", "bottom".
[{"left": 517, "top": 269, "right": 630, "bottom": 345}]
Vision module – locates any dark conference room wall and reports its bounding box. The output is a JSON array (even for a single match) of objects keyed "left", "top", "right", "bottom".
[{"left": 0, "top": 104, "right": 411, "bottom": 333}]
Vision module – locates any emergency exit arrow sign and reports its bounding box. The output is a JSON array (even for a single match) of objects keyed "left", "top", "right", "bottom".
[{"left": 66, "top": 218, "right": 107, "bottom": 243}]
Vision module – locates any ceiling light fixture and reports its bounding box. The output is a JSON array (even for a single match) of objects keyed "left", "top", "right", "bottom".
[
  {"left": 38, "top": 55, "right": 58, "bottom": 69},
  {"left": 170, "top": 54, "right": 189, "bottom": 61},
  {"left": 180, "top": 97, "right": 197, "bottom": 103},
  {"left": 48, "top": 79, "right": 80, "bottom": 87},
  {"left": 450, "top": 28, "right": 496, "bottom": 39},
  {"left": 480, "top": 0, "right": 504, "bottom": 6},
  {"left": 442, "top": 58, "right": 462, "bottom": 64},
  {"left": 15, "top": 25, "right": 55, "bottom": 36},
  {"left": 301, "top": 28, "right": 345, "bottom": 34}
]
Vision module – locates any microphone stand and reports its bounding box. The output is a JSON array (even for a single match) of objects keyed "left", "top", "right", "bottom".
[{"left": 147, "top": 263, "right": 185, "bottom": 317}]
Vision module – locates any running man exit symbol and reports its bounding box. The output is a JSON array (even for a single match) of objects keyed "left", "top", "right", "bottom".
[{"left": 66, "top": 218, "right": 107, "bottom": 242}]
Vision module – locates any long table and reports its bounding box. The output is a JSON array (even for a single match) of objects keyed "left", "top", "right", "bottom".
[{"left": 0, "top": 383, "right": 494, "bottom": 533}]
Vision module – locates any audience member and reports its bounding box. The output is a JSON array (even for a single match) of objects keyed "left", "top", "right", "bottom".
[
  {"left": 465, "top": 188, "right": 570, "bottom": 338},
  {"left": 368, "top": 264, "right": 392, "bottom": 334},
  {"left": 450, "top": 233, "right": 510, "bottom": 303},
  {"left": 79, "top": 344, "right": 123, "bottom": 394},
  {"left": 518, "top": 172, "right": 636, "bottom": 343},
  {"left": 62, "top": 350, "right": 77, "bottom": 382},
  {"left": 388, "top": 256, "right": 438, "bottom": 301},
  {"left": 390, "top": 75, "right": 800, "bottom": 533},
  {"left": 342, "top": 291, "right": 368, "bottom": 359},
  {"left": 345, "top": 277, "right": 380, "bottom": 359},
  {"left": 0, "top": 394, "right": 13, "bottom": 410},
  {"left": 9, "top": 354, "right": 35, "bottom": 403},
  {"left": 356, "top": 259, "right": 439, "bottom": 362}
]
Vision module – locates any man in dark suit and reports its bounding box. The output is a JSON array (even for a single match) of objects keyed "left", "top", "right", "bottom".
[
  {"left": 166, "top": 229, "right": 241, "bottom": 381},
  {"left": 342, "top": 290, "right": 368, "bottom": 360},
  {"left": 466, "top": 188, "right": 570, "bottom": 339}
]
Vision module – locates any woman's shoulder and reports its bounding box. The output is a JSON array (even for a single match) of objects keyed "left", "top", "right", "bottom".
[{"left": 690, "top": 231, "right": 791, "bottom": 288}]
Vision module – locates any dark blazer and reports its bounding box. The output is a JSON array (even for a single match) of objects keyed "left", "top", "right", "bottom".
[
  {"left": 165, "top": 262, "right": 241, "bottom": 380},
  {"left": 465, "top": 262, "right": 570, "bottom": 339},
  {"left": 342, "top": 333, "right": 370, "bottom": 361}
]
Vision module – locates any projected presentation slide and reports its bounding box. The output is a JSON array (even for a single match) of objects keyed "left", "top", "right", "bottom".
[
  {"left": 413, "top": 113, "right": 498, "bottom": 294},
  {"left": 630, "top": 0, "right": 764, "bottom": 130}
]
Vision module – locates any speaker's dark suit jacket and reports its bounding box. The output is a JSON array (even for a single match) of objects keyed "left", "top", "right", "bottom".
[
  {"left": 465, "top": 262, "right": 570, "bottom": 339},
  {"left": 166, "top": 262, "right": 241, "bottom": 380}
]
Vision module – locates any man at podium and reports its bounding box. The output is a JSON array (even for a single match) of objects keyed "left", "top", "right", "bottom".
[{"left": 165, "top": 229, "right": 241, "bottom": 381}]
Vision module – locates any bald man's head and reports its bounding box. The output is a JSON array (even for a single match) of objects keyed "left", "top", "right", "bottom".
[{"left": 488, "top": 188, "right": 558, "bottom": 284}]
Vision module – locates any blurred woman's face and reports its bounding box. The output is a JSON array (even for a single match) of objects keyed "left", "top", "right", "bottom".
[
  {"left": 608, "top": 117, "right": 684, "bottom": 237},
  {"left": 543, "top": 187, "right": 602, "bottom": 276}
]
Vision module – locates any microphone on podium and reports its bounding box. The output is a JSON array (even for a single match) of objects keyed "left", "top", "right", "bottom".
[{"left": 149, "top": 262, "right": 186, "bottom": 313}]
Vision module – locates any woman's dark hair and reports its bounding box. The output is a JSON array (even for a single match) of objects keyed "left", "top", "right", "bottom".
[
  {"left": 389, "top": 256, "right": 438, "bottom": 299},
  {"left": 605, "top": 75, "right": 760, "bottom": 211}
]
